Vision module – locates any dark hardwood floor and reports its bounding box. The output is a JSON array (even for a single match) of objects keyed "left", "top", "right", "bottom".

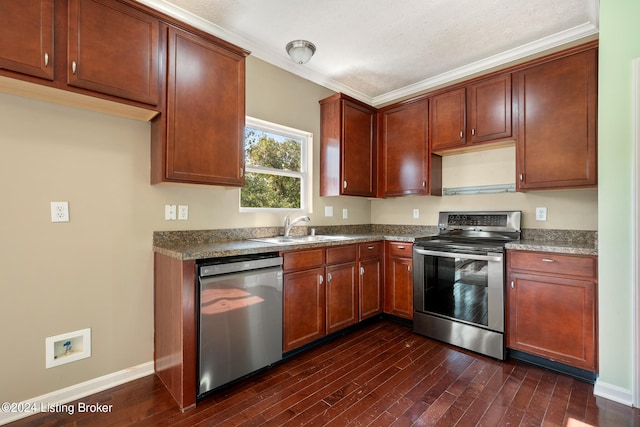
[{"left": 8, "top": 320, "right": 640, "bottom": 426}]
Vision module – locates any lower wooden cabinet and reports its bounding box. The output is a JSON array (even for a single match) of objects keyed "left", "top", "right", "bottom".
[
  {"left": 282, "top": 245, "right": 358, "bottom": 352},
  {"left": 507, "top": 250, "right": 597, "bottom": 372},
  {"left": 384, "top": 241, "right": 414, "bottom": 320},
  {"left": 358, "top": 242, "right": 384, "bottom": 320}
]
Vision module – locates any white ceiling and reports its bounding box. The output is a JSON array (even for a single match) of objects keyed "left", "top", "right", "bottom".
[{"left": 138, "top": 0, "right": 599, "bottom": 106}]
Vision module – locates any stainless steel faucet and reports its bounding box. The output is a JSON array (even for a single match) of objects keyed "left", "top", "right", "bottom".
[{"left": 283, "top": 214, "right": 310, "bottom": 237}]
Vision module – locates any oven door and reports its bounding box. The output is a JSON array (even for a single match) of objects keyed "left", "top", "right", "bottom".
[{"left": 413, "top": 248, "right": 504, "bottom": 332}]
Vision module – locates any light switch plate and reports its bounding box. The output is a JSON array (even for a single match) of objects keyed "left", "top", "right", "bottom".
[
  {"left": 325, "top": 206, "right": 333, "bottom": 217},
  {"left": 342, "top": 208, "right": 348, "bottom": 219},
  {"left": 413, "top": 209, "right": 420, "bottom": 219},
  {"left": 165, "top": 205, "right": 176, "bottom": 220}
]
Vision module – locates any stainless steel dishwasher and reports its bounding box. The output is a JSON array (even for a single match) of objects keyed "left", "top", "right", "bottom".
[{"left": 197, "top": 252, "right": 283, "bottom": 397}]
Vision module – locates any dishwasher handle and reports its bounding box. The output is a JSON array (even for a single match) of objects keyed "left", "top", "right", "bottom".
[{"left": 199, "top": 256, "right": 283, "bottom": 277}]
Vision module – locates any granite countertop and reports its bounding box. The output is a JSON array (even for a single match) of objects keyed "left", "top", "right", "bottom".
[
  {"left": 153, "top": 225, "right": 597, "bottom": 261},
  {"left": 152, "top": 225, "right": 439, "bottom": 261}
]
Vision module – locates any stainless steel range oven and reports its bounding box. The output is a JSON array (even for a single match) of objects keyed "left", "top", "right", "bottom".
[{"left": 413, "top": 211, "right": 521, "bottom": 360}]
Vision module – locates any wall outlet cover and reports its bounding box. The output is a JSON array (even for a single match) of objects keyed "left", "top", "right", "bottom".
[
  {"left": 50, "top": 201, "right": 70, "bottom": 222},
  {"left": 535, "top": 207, "right": 548, "bottom": 221},
  {"left": 178, "top": 205, "right": 189, "bottom": 220}
]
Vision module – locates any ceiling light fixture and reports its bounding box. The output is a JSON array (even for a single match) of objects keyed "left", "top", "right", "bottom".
[{"left": 286, "top": 40, "right": 316, "bottom": 64}]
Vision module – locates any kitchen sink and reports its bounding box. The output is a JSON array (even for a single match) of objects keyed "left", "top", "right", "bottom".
[{"left": 249, "top": 235, "right": 352, "bottom": 245}]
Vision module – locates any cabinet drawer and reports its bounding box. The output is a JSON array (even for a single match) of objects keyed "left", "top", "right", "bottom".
[
  {"left": 326, "top": 244, "right": 356, "bottom": 265},
  {"left": 282, "top": 248, "right": 325, "bottom": 272},
  {"left": 388, "top": 241, "right": 413, "bottom": 258},
  {"left": 358, "top": 241, "right": 383, "bottom": 260},
  {"left": 509, "top": 251, "right": 596, "bottom": 279}
]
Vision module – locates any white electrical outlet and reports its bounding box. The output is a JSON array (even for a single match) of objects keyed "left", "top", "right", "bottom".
[
  {"left": 535, "top": 207, "right": 548, "bottom": 221},
  {"left": 178, "top": 205, "right": 189, "bottom": 220},
  {"left": 50, "top": 201, "right": 69, "bottom": 222},
  {"left": 325, "top": 206, "right": 334, "bottom": 217},
  {"left": 413, "top": 209, "right": 420, "bottom": 219},
  {"left": 342, "top": 208, "right": 348, "bottom": 219},
  {"left": 165, "top": 205, "right": 177, "bottom": 220}
]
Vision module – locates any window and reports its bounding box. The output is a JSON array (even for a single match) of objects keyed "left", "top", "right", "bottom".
[{"left": 240, "top": 117, "right": 312, "bottom": 212}]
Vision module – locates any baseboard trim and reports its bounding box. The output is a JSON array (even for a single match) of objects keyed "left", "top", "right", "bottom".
[
  {"left": 0, "top": 361, "right": 154, "bottom": 426},
  {"left": 594, "top": 379, "right": 634, "bottom": 407}
]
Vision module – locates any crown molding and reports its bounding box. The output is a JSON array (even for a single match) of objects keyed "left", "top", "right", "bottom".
[{"left": 135, "top": 0, "right": 598, "bottom": 107}]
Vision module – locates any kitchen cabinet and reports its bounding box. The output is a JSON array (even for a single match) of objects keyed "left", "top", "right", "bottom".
[
  {"left": 384, "top": 241, "right": 413, "bottom": 320},
  {"left": 0, "top": 0, "right": 162, "bottom": 106},
  {"left": 320, "top": 93, "right": 377, "bottom": 197},
  {"left": 430, "top": 73, "right": 513, "bottom": 153},
  {"left": 151, "top": 26, "right": 248, "bottom": 186},
  {"left": 515, "top": 47, "right": 597, "bottom": 190},
  {"left": 326, "top": 245, "right": 358, "bottom": 334},
  {"left": 0, "top": 0, "right": 54, "bottom": 80},
  {"left": 378, "top": 98, "right": 442, "bottom": 197},
  {"left": 358, "top": 241, "right": 384, "bottom": 320},
  {"left": 67, "top": 0, "right": 160, "bottom": 105},
  {"left": 506, "top": 250, "right": 597, "bottom": 372}
]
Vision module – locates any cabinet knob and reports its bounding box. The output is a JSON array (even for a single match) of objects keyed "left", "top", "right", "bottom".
[
  {"left": 44, "top": 53, "right": 49, "bottom": 67},
  {"left": 71, "top": 60, "right": 77, "bottom": 75}
]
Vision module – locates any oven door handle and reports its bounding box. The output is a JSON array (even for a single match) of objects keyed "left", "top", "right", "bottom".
[{"left": 414, "top": 248, "right": 503, "bottom": 262}]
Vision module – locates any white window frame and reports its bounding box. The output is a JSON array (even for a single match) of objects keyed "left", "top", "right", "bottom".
[{"left": 240, "top": 116, "right": 313, "bottom": 213}]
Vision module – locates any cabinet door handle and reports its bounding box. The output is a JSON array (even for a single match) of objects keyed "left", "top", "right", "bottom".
[
  {"left": 459, "top": 130, "right": 464, "bottom": 138},
  {"left": 408, "top": 265, "right": 412, "bottom": 272},
  {"left": 360, "top": 267, "right": 365, "bottom": 276},
  {"left": 541, "top": 258, "right": 556, "bottom": 263},
  {"left": 319, "top": 275, "right": 324, "bottom": 285},
  {"left": 519, "top": 173, "right": 524, "bottom": 181},
  {"left": 71, "top": 60, "right": 77, "bottom": 75},
  {"left": 44, "top": 53, "right": 49, "bottom": 67},
  {"left": 367, "top": 246, "right": 374, "bottom": 250},
  {"left": 343, "top": 180, "right": 347, "bottom": 189},
  {"left": 422, "top": 181, "right": 426, "bottom": 188},
  {"left": 511, "top": 281, "right": 514, "bottom": 289},
  {"left": 397, "top": 246, "right": 405, "bottom": 249},
  {"left": 327, "top": 273, "right": 332, "bottom": 282},
  {"left": 471, "top": 128, "right": 476, "bottom": 136},
  {"left": 240, "top": 167, "right": 244, "bottom": 178}
]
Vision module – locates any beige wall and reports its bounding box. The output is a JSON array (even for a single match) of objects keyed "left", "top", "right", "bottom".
[{"left": 0, "top": 54, "right": 597, "bottom": 404}]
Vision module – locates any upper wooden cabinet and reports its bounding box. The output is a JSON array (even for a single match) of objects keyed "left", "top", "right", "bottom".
[
  {"left": 515, "top": 47, "right": 597, "bottom": 190},
  {"left": 0, "top": 0, "right": 54, "bottom": 80},
  {"left": 430, "top": 73, "right": 513, "bottom": 153},
  {"left": 379, "top": 98, "right": 442, "bottom": 197},
  {"left": 67, "top": 0, "right": 160, "bottom": 105},
  {"left": 320, "top": 93, "right": 377, "bottom": 197},
  {"left": 151, "top": 26, "right": 247, "bottom": 186}
]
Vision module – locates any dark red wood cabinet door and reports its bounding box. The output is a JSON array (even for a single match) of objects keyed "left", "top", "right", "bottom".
[
  {"left": 429, "top": 87, "right": 466, "bottom": 151},
  {"left": 0, "top": 0, "right": 54, "bottom": 80},
  {"left": 342, "top": 99, "right": 377, "bottom": 197},
  {"left": 467, "top": 73, "right": 512, "bottom": 145},
  {"left": 165, "top": 27, "right": 245, "bottom": 186},
  {"left": 67, "top": 0, "right": 160, "bottom": 105},
  {"left": 359, "top": 257, "right": 382, "bottom": 320},
  {"left": 516, "top": 49, "right": 597, "bottom": 190},
  {"left": 283, "top": 268, "right": 326, "bottom": 352},
  {"left": 326, "top": 262, "right": 358, "bottom": 334},
  {"left": 379, "top": 100, "right": 428, "bottom": 197}
]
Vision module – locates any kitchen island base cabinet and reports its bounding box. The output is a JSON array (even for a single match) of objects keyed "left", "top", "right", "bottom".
[
  {"left": 507, "top": 251, "right": 597, "bottom": 372},
  {"left": 384, "top": 241, "right": 413, "bottom": 320}
]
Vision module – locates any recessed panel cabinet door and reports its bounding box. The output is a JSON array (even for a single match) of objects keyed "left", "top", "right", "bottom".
[
  {"left": 283, "top": 268, "right": 325, "bottom": 352},
  {"left": 379, "top": 100, "right": 429, "bottom": 197},
  {"left": 430, "top": 87, "right": 466, "bottom": 151},
  {"left": 0, "top": 0, "right": 54, "bottom": 80},
  {"left": 342, "top": 100, "right": 376, "bottom": 196},
  {"left": 516, "top": 49, "right": 597, "bottom": 190},
  {"left": 165, "top": 27, "right": 246, "bottom": 186},
  {"left": 67, "top": 0, "right": 160, "bottom": 105}
]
